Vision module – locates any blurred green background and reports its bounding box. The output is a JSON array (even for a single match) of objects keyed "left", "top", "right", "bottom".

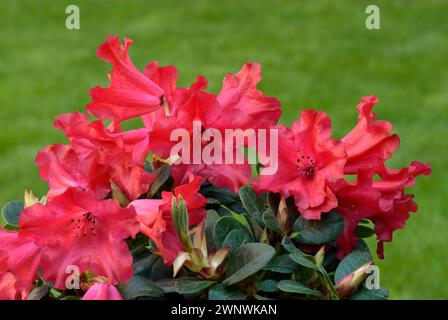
[{"left": 0, "top": 0, "right": 446, "bottom": 299}]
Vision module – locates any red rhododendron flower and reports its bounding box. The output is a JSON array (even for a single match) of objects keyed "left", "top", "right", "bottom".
[
  {"left": 131, "top": 174, "right": 207, "bottom": 264},
  {"left": 0, "top": 272, "right": 27, "bottom": 300},
  {"left": 53, "top": 112, "right": 155, "bottom": 200},
  {"left": 217, "top": 62, "right": 281, "bottom": 127},
  {"left": 147, "top": 76, "right": 253, "bottom": 192},
  {"left": 82, "top": 283, "right": 123, "bottom": 300},
  {"left": 19, "top": 188, "right": 140, "bottom": 288},
  {"left": 146, "top": 62, "right": 280, "bottom": 192},
  {"left": 342, "top": 96, "right": 400, "bottom": 174},
  {"left": 333, "top": 161, "right": 431, "bottom": 259},
  {"left": 0, "top": 230, "right": 42, "bottom": 290},
  {"left": 0, "top": 229, "right": 42, "bottom": 299},
  {"left": 254, "top": 110, "right": 346, "bottom": 219},
  {"left": 36, "top": 144, "right": 110, "bottom": 200},
  {"left": 141, "top": 61, "right": 179, "bottom": 130},
  {"left": 331, "top": 170, "right": 383, "bottom": 258},
  {"left": 87, "top": 35, "right": 164, "bottom": 123},
  {"left": 370, "top": 161, "right": 431, "bottom": 258}
]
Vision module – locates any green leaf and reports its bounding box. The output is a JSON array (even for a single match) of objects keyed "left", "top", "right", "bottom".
[
  {"left": 281, "top": 236, "right": 302, "bottom": 254},
  {"left": 317, "top": 265, "right": 339, "bottom": 300},
  {"left": 263, "top": 254, "right": 300, "bottom": 273},
  {"left": 349, "top": 286, "right": 389, "bottom": 300},
  {"left": 59, "top": 296, "right": 80, "bottom": 300},
  {"left": 213, "top": 216, "right": 247, "bottom": 248},
  {"left": 148, "top": 165, "right": 171, "bottom": 197},
  {"left": 110, "top": 181, "right": 129, "bottom": 206},
  {"left": 132, "top": 253, "right": 159, "bottom": 276},
  {"left": 277, "top": 280, "right": 323, "bottom": 298},
  {"left": 222, "top": 228, "right": 253, "bottom": 249},
  {"left": 200, "top": 183, "right": 240, "bottom": 205},
  {"left": 322, "top": 247, "right": 337, "bottom": 269},
  {"left": 230, "top": 210, "right": 252, "bottom": 233},
  {"left": 1, "top": 201, "right": 24, "bottom": 230},
  {"left": 172, "top": 196, "right": 192, "bottom": 250},
  {"left": 119, "top": 275, "right": 164, "bottom": 299},
  {"left": 155, "top": 278, "right": 177, "bottom": 293},
  {"left": 27, "top": 285, "right": 49, "bottom": 300},
  {"left": 209, "top": 284, "right": 247, "bottom": 300},
  {"left": 281, "top": 237, "right": 319, "bottom": 270},
  {"left": 262, "top": 210, "right": 282, "bottom": 233},
  {"left": 223, "top": 243, "right": 275, "bottom": 286},
  {"left": 144, "top": 160, "right": 154, "bottom": 173},
  {"left": 289, "top": 253, "right": 318, "bottom": 270},
  {"left": 205, "top": 210, "right": 220, "bottom": 251},
  {"left": 145, "top": 256, "right": 172, "bottom": 281},
  {"left": 292, "top": 211, "right": 344, "bottom": 245},
  {"left": 354, "top": 240, "right": 373, "bottom": 259},
  {"left": 239, "top": 186, "right": 263, "bottom": 224},
  {"left": 49, "top": 288, "right": 61, "bottom": 299},
  {"left": 257, "top": 279, "right": 279, "bottom": 293},
  {"left": 355, "top": 225, "right": 375, "bottom": 238},
  {"left": 174, "top": 277, "right": 215, "bottom": 295},
  {"left": 335, "top": 251, "right": 372, "bottom": 283}
]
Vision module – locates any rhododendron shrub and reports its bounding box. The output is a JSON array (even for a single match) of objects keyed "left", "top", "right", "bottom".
[{"left": 0, "top": 36, "right": 430, "bottom": 301}]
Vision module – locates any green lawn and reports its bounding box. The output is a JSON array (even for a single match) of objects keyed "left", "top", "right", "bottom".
[{"left": 0, "top": 0, "right": 446, "bottom": 299}]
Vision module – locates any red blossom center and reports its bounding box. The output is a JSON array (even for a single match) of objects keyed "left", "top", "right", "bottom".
[
  {"left": 71, "top": 212, "right": 97, "bottom": 238},
  {"left": 296, "top": 151, "right": 315, "bottom": 179}
]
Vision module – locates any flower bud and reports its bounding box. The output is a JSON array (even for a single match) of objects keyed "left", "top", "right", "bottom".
[{"left": 335, "top": 261, "right": 373, "bottom": 298}]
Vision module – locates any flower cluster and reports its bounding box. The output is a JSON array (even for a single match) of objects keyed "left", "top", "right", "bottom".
[{"left": 0, "top": 36, "right": 430, "bottom": 300}]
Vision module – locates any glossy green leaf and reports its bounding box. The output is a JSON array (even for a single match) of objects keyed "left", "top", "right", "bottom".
[
  {"left": 208, "top": 284, "right": 247, "bottom": 300},
  {"left": 263, "top": 254, "right": 300, "bottom": 273},
  {"left": 174, "top": 277, "right": 215, "bottom": 295},
  {"left": 239, "top": 186, "right": 263, "bottom": 224},
  {"left": 257, "top": 279, "right": 279, "bottom": 293},
  {"left": 205, "top": 209, "right": 220, "bottom": 251},
  {"left": 224, "top": 243, "right": 275, "bottom": 286},
  {"left": 277, "top": 280, "right": 323, "bottom": 298},
  {"left": 1, "top": 201, "right": 24, "bottom": 230},
  {"left": 289, "top": 253, "right": 318, "bottom": 270},
  {"left": 262, "top": 210, "right": 282, "bottom": 233},
  {"left": 119, "top": 275, "right": 164, "bottom": 299},
  {"left": 222, "top": 228, "right": 253, "bottom": 249},
  {"left": 213, "top": 216, "right": 247, "bottom": 248},
  {"left": 335, "top": 251, "right": 372, "bottom": 283},
  {"left": 293, "top": 211, "right": 344, "bottom": 245},
  {"left": 355, "top": 225, "right": 375, "bottom": 238}
]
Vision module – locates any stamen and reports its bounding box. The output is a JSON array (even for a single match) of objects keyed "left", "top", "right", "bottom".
[{"left": 296, "top": 151, "right": 316, "bottom": 179}]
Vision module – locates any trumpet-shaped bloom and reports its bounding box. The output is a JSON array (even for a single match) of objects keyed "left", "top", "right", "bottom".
[
  {"left": 254, "top": 110, "right": 346, "bottom": 219},
  {"left": 218, "top": 62, "right": 281, "bottom": 127},
  {"left": 87, "top": 35, "right": 164, "bottom": 123},
  {"left": 19, "top": 188, "right": 140, "bottom": 288},
  {"left": 333, "top": 161, "right": 431, "bottom": 259},
  {"left": 147, "top": 62, "right": 280, "bottom": 192},
  {"left": 342, "top": 96, "right": 400, "bottom": 174},
  {"left": 36, "top": 144, "right": 110, "bottom": 200},
  {"left": 0, "top": 229, "right": 42, "bottom": 292},
  {"left": 53, "top": 112, "right": 155, "bottom": 200}
]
